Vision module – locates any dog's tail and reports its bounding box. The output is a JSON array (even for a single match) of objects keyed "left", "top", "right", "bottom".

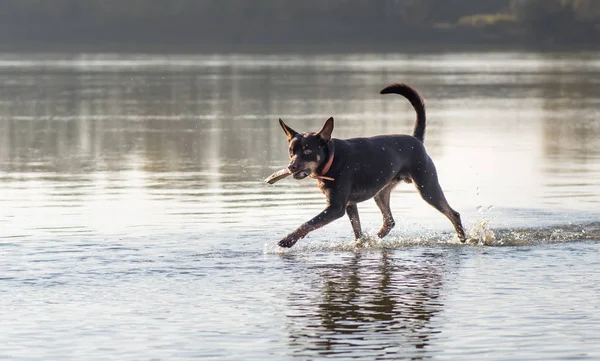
[{"left": 380, "top": 83, "right": 426, "bottom": 143}]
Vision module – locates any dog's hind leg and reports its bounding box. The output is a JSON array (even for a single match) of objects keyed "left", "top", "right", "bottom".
[
  {"left": 411, "top": 157, "right": 466, "bottom": 242},
  {"left": 346, "top": 202, "right": 363, "bottom": 239},
  {"left": 374, "top": 184, "right": 396, "bottom": 238}
]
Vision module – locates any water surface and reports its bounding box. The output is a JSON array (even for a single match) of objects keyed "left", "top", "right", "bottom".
[{"left": 1, "top": 52, "right": 599, "bottom": 360}]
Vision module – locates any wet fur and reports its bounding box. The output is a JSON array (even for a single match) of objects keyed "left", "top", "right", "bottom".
[{"left": 277, "top": 83, "right": 466, "bottom": 247}]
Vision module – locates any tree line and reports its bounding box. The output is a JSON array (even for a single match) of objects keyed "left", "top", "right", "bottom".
[{"left": 0, "top": 0, "right": 598, "bottom": 51}]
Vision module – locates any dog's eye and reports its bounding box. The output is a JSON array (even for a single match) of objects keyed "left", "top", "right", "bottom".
[{"left": 303, "top": 149, "right": 312, "bottom": 155}]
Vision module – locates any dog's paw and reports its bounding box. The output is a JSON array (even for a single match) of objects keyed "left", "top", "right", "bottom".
[
  {"left": 278, "top": 235, "right": 299, "bottom": 248},
  {"left": 278, "top": 240, "right": 293, "bottom": 248},
  {"left": 278, "top": 228, "right": 309, "bottom": 248}
]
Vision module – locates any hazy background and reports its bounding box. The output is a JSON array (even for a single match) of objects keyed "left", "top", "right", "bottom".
[
  {"left": 2, "top": 2, "right": 600, "bottom": 361},
  {"left": 1, "top": 0, "right": 599, "bottom": 52}
]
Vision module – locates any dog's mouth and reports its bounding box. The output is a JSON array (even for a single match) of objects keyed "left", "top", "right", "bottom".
[{"left": 292, "top": 169, "right": 311, "bottom": 180}]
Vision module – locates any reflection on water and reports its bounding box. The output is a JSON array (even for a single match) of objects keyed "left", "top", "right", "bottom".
[
  {"left": 1, "top": 52, "right": 600, "bottom": 240},
  {"left": 286, "top": 250, "right": 449, "bottom": 360}
]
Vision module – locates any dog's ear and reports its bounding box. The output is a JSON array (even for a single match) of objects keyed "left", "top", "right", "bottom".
[
  {"left": 317, "top": 117, "right": 334, "bottom": 143},
  {"left": 279, "top": 118, "right": 298, "bottom": 142}
]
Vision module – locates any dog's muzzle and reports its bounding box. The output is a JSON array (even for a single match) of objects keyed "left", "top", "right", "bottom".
[{"left": 291, "top": 169, "right": 311, "bottom": 179}]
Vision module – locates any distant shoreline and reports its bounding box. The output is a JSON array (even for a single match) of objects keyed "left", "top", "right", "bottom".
[
  {"left": 2, "top": 1, "right": 599, "bottom": 55},
  {"left": 2, "top": 41, "right": 598, "bottom": 55}
]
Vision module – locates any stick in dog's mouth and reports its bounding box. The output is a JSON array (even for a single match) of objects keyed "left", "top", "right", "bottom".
[{"left": 265, "top": 168, "right": 291, "bottom": 184}]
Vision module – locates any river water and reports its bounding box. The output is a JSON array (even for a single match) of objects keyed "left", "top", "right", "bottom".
[{"left": 1, "top": 52, "right": 599, "bottom": 360}]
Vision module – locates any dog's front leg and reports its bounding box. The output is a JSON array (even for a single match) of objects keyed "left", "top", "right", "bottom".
[{"left": 278, "top": 205, "right": 346, "bottom": 248}]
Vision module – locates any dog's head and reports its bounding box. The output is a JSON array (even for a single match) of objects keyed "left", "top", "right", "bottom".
[{"left": 279, "top": 117, "right": 334, "bottom": 180}]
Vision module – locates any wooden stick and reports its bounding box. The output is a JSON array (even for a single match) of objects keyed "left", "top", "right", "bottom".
[{"left": 265, "top": 168, "right": 291, "bottom": 184}]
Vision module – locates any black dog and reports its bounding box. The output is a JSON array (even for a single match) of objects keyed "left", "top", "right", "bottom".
[{"left": 277, "top": 83, "right": 466, "bottom": 248}]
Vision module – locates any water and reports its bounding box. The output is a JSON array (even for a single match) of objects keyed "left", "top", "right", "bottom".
[{"left": 1, "top": 52, "right": 599, "bottom": 360}]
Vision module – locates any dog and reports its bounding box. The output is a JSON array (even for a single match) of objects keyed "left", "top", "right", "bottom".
[{"left": 276, "top": 83, "right": 466, "bottom": 248}]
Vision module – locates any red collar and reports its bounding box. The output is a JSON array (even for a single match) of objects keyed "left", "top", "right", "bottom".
[{"left": 311, "top": 148, "right": 335, "bottom": 181}]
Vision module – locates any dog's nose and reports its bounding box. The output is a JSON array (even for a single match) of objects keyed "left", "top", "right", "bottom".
[{"left": 288, "top": 163, "right": 298, "bottom": 172}]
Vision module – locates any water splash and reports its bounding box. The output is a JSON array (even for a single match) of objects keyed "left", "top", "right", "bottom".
[
  {"left": 466, "top": 219, "right": 497, "bottom": 246},
  {"left": 263, "top": 229, "right": 457, "bottom": 254},
  {"left": 263, "top": 220, "right": 600, "bottom": 254}
]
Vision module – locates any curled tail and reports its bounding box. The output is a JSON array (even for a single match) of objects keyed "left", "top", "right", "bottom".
[{"left": 380, "top": 83, "right": 426, "bottom": 143}]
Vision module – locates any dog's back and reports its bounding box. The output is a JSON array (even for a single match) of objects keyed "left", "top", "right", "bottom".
[{"left": 326, "top": 135, "right": 424, "bottom": 202}]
